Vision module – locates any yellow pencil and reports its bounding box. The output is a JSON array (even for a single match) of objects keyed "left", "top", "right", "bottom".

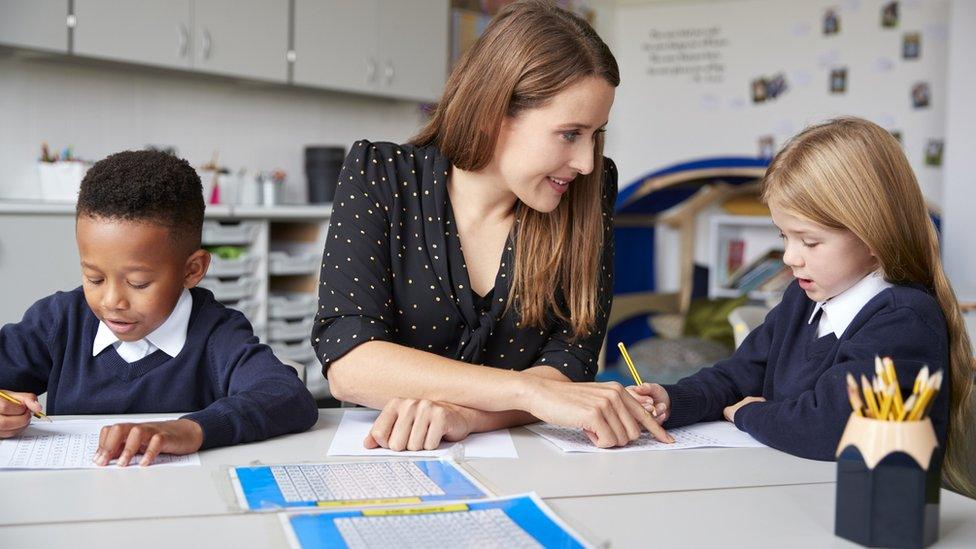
[
  {"left": 878, "top": 384, "right": 895, "bottom": 420},
  {"left": 861, "top": 375, "right": 880, "bottom": 418},
  {"left": 875, "top": 356, "right": 888, "bottom": 385},
  {"left": 883, "top": 357, "right": 904, "bottom": 417},
  {"left": 0, "top": 390, "right": 52, "bottom": 422},
  {"left": 912, "top": 366, "right": 929, "bottom": 397},
  {"left": 898, "top": 394, "right": 917, "bottom": 422},
  {"left": 617, "top": 342, "right": 657, "bottom": 417},
  {"left": 908, "top": 371, "right": 942, "bottom": 421}
]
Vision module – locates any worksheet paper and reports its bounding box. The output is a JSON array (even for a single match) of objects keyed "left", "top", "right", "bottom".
[
  {"left": 231, "top": 458, "right": 491, "bottom": 511},
  {"left": 280, "top": 493, "right": 592, "bottom": 549},
  {"left": 327, "top": 410, "right": 518, "bottom": 459},
  {"left": 0, "top": 418, "right": 201, "bottom": 469},
  {"left": 526, "top": 421, "right": 765, "bottom": 452}
]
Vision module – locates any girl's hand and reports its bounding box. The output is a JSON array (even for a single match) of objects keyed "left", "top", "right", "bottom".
[
  {"left": 626, "top": 383, "right": 670, "bottom": 424},
  {"left": 0, "top": 390, "right": 43, "bottom": 439},
  {"left": 93, "top": 419, "right": 204, "bottom": 467},
  {"left": 365, "top": 398, "right": 473, "bottom": 451},
  {"left": 724, "top": 396, "right": 766, "bottom": 423},
  {"left": 525, "top": 379, "right": 674, "bottom": 448}
]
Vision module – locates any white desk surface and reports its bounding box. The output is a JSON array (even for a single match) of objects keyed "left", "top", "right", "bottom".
[
  {"left": 0, "top": 410, "right": 835, "bottom": 526},
  {"left": 3, "top": 484, "right": 975, "bottom": 548}
]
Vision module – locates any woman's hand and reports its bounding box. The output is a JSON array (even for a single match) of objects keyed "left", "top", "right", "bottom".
[
  {"left": 724, "top": 396, "right": 766, "bottom": 423},
  {"left": 525, "top": 379, "right": 674, "bottom": 448},
  {"left": 626, "top": 383, "right": 670, "bottom": 425},
  {"left": 93, "top": 419, "right": 204, "bottom": 467},
  {"left": 365, "top": 398, "right": 473, "bottom": 451}
]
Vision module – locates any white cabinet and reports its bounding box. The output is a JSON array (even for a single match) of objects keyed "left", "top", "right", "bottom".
[
  {"left": 294, "top": 0, "right": 448, "bottom": 102},
  {"left": 73, "top": 0, "right": 288, "bottom": 82},
  {"left": 73, "top": 0, "right": 193, "bottom": 70},
  {"left": 193, "top": 0, "right": 289, "bottom": 82},
  {"left": 0, "top": 0, "right": 68, "bottom": 53}
]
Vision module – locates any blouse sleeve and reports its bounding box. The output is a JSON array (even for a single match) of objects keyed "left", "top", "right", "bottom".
[
  {"left": 312, "top": 140, "right": 397, "bottom": 373},
  {"left": 533, "top": 158, "right": 618, "bottom": 383}
]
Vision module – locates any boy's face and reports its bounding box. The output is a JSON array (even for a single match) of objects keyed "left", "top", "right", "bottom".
[{"left": 76, "top": 216, "right": 209, "bottom": 342}]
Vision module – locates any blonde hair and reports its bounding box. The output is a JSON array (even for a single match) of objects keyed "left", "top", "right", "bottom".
[
  {"left": 412, "top": 0, "right": 618, "bottom": 339},
  {"left": 762, "top": 117, "right": 975, "bottom": 497}
]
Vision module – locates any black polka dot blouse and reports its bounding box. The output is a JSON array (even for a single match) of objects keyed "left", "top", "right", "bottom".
[{"left": 312, "top": 140, "right": 617, "bottom": 383}]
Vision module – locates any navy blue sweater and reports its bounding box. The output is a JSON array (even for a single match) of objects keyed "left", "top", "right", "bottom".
[
  {"left": 0, "top": 287, "right": 318, "bottom": 449},
  {"left": 664, "top": 281, "right": 950, "bottom": 460}
]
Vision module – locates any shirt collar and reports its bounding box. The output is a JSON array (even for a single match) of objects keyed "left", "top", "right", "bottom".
[
  {"left": 92, "top": 288, "right": 193, "bottom": 358},
  {"left": 807, "top": 270, "right": 892, "bottom": 338}
]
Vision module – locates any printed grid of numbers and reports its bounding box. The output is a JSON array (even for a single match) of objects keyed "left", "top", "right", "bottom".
[
  {"left": 335, "top": 508, "right": 541, "bottom": 549},
  {"left": 271, "top": 462, "right": 446, "bottom": 502}
]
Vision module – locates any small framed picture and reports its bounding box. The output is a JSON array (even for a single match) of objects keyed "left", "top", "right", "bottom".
[
  {"left": 881, "top": 1, "right": 899, "bottom": 28},
  {"left": 912, "top": 82, "right": 930, "bottom": 109},
  {"left": 823, "top": 8, "right": 840, "bottom": 35},
  {"left": 903, "top": 32, "right": 921, "bottom": 59},
  {"left": 889, "top": 130, "right": 903, "bottom": 144},
  {"left": 751, "top": 78, "right": 768, "bottom": 103},
  {"left": 758, "top": 135, "right": 776, "bottom": 159},
  {"left": 924, "top": 139, "right": 943, "bottom": 167},
  {"left": 830, "top": 68, "right": 848, "bottom": 94}
]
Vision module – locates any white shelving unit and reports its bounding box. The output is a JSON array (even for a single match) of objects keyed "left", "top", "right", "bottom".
[{"left": 708, "top": 214, "right": 784, "bottom": 301}]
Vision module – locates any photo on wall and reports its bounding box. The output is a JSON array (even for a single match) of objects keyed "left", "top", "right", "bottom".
[
  {"left": 830, "top": 67, "right": 848, "bottom": 94},
  {"left": 903, "top": 32, "right": 921, "bottom": 60},
  {"left": 881, "top": 1, "right": 899, "bottom": 28},
  {"left": 751, "top": 73, "right": 789, "bottom": 103},
  {"left": 758, "top": 135, "right": 776, "bottom": 159},
  {"left": 924, "top": 139, "right": 944, "bottom": 167},
  {"left": 912, "top": 82, "right": 930, "bottom": 108},
  {"left": 890, "top": 130, "right": 903, "bottom": 144},
  {"left": 823, "top": 8, "right": 840, "bottom": 35}
]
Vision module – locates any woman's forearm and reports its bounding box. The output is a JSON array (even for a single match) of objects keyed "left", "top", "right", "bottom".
[{"left": 327, "top": 341, "right": 558, "bottom": 412}]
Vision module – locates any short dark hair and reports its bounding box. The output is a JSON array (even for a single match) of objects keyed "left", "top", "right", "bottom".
[{"left": 77, "top": 150, "right": 204, "bottom": 251}]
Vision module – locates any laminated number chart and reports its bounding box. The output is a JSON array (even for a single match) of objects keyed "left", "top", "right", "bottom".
[
  {"left": 230, "top": 458, "right": 492, "bottom": 511},
  {"left": 0, "top": 418, "right": 201, "bottom": 469},
  {"left": 280, "top": 493, "right": 592, "bottom": 549},
  {"left": 526, "top": 420, "right": 765, "bottom": 452}
]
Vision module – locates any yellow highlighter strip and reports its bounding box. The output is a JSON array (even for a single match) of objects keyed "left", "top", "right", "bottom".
[{"left": 0, "top": 390, "right": 51, "bottom": 422}]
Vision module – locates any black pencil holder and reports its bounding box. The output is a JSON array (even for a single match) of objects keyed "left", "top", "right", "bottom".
[{"left": 834, "top": 414, "right": 941, "bottom": 548}]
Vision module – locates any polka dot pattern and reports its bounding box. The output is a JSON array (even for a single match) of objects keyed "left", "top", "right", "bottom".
[{"left": 311, "top": 140, "right": 618, "bottom": 383}]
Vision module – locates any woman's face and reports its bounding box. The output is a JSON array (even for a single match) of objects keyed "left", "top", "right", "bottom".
[{"left": 492, "top": 75, "right": 616, "bottom": 213}]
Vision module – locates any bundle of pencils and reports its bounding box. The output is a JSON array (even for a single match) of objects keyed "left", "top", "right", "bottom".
[{"left": 845, "top": 357, "right": 942, "bottom": 421}]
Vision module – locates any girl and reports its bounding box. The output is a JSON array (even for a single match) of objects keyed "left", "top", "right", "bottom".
[
  {"left": 313, "top": 0, "right": 671, "bottom": 451},
  {"left": 632, "top": 117, "right": 974, "bottom": 496}
]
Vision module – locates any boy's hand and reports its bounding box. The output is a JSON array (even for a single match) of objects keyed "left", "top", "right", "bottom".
[
  {"left": 0, "top": 391, "right": 43, "bottom": 438},
  {"left": 724, "top": 396, "right": 766, "bottom": 423},
  {"left": 626, "top": 383, "right": 670, "bottom": 425},
  {"left": 93, "top": 419, "right": 204, "bottom": 467},
  {"left": 365, "top": 398, "right": 473, "bottom": 451}
]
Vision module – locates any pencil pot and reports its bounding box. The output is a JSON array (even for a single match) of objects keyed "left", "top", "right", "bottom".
[{"left": 834, "top": 414, "right": 941, "bottom": 548}]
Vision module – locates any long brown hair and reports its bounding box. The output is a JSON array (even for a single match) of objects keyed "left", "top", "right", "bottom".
[
  {"left": 762, "top": 117, "right": 975, "bottom": 497},
  {"left": 412, "top": 0, "right": 619, "bottom": 339}
]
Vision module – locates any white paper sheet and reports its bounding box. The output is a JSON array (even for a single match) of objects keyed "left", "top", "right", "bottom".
[
  {"left": 327, "top": 410, "right": 518, "bottom": 459},
  {"left": 0, "top": 418, "right": 201, "bottom": 469},
  {"left": 526, "top": 420, "right": 765, "bottom": 453}
]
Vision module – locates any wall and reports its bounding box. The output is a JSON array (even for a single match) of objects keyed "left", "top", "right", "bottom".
[{"left": 0, "top": 51, "right": 427, "bottom": 203}]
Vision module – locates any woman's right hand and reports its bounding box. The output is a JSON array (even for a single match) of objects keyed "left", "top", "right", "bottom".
[
  {"left": 525, "top": 379, "right": 674, "bottom": 447},
  {"left": 626, "top": 383, "right": 670, "bottom": 425},
  {"left": 0, "top": 390, "right": 42, "bottom": 439}
]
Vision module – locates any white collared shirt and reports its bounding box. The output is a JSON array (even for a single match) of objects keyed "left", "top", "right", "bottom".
[
  {"left": 808, "top": 270, "right": 893, "bottom": 339},
  {"left": 93, "top": 288, "right": 193, "bottom": 363}
]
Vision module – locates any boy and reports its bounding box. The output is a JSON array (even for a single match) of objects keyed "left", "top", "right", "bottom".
[{"left": 0, "top": 150, "right": 318, "bottom": 466}]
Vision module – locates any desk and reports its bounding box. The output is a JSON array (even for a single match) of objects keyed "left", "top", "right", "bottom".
[
  {"left": 1, "top": 410, "right": 973, "bottom": 548},
  {"left": 0, "top": 410, "right": 834, "bottom": 526},
  {"left": 3, "top": 484, "right": 975, "bottom": 548}
]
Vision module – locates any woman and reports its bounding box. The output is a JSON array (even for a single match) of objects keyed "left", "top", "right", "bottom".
[{"left": 313, "top": 0, "right": 671, "bottom": 451}]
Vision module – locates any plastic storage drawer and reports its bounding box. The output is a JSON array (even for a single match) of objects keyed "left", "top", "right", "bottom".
[
  {"left": 198, "top": 276, "right": 259, "bottom": 302},
  {"left": 268, "top": 292, "right": 318, "bottom": 319},
  {"left": 268, "top": 251, "right": 319, "bottom": 275},
  {"left": 268, "top": 317, "right": 314, "bottom": 341},
  {"left": 202, "top": 221, "right": 261, "bottom": 245}
]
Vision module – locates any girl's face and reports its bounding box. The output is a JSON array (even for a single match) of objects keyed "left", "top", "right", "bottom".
[
  {"left": 769, "top": 202, "right": 878, "bottom": 303},
  {"left": 491, "top": 75, "right": 615, "bottom": 213}
]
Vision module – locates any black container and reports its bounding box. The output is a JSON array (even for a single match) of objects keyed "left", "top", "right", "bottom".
[
  {"left": 834, "top": 415, "right": 941, "bottom": 548},
  {"left": 305, "top": 146, "right": 345, "bottom": 203}
]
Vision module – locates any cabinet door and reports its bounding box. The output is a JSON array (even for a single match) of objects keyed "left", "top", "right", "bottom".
[
  {"left": 293, "top": 0, "right": 378, "bottom": 95},
  {"left": 73, "top": 0, "right": 192, "bottom": 70},
  {"left": 377, "top": 0, "right": 448, "bottom": 102},
  {"left": 0, "top": 0, "right": 68, "bottom": 53},
  {"left": 194, "top": 0, "right": 288, "bottom": 83}
]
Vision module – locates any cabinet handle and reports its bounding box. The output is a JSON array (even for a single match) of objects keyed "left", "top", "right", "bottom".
[
  {"left": 366, "top": 59, "right": 377, "bottom": 84},
  {"left": 383, "top": 61, "right": 395, "bottom": 86},
  {"left": 202, "top": 30, "right": 213, "bottom": 60},
  {"left": 178, "top": 24, "right": 189, "bottom": 58}
]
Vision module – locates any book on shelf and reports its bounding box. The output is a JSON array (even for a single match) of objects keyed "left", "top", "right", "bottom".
[
  {"left": 717, "top": 237, "right": 746, "bottom": 285},
  {"left": 725, "top": 248, "right": 787, "bottom": 294}
]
